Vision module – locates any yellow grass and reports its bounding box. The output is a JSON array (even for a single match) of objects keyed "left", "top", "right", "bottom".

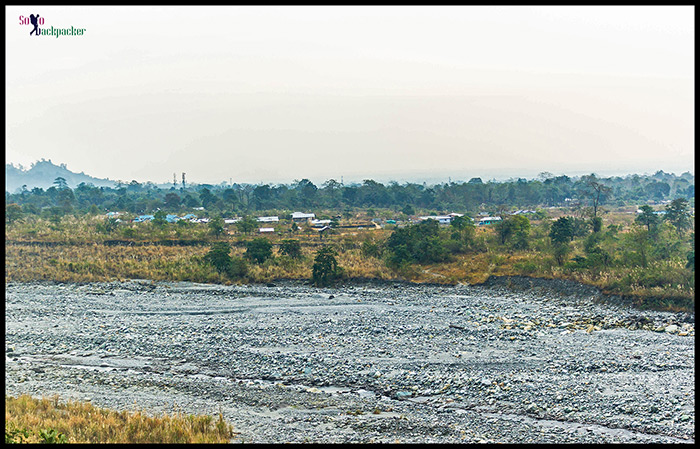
[{"left": 5, "top": 394, "right": 236, "bottom": 444}]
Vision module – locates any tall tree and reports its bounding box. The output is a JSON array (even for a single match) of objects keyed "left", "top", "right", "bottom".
[
  {"left": 579, "top": 175, "right": 612, "bottom": 218},
  {"left": 664, "top": 198, "right": 692, "bottom": 235},
  {"left": 635, "top": 205, "right": 659, "bottom": 232}
]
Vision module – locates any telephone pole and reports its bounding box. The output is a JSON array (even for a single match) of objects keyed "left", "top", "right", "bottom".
[{"left": 182, "top": 172, "right": 186, "bottom": 190}]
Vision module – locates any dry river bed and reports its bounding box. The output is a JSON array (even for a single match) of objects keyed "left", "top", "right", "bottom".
[{"left": 4, "top": 279, "right": 695, "bottom": 443}]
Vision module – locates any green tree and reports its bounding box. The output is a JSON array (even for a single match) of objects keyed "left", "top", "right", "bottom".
[
  {"left": 152, "top": 210, "right": 167, "bottom": 227},
  {"left": 204, "top": 242, "right": 233, "bottom": 273},
  {"left": 552, "top": 242, "right": 571, "bottom": 266},
  {"left": 495, "top": 215, "right": 530, "bottom": 248},
  {"left": 164, "top": 192, "right": 181, "bottom": 209},
  {"left": 312, "top": 246, "right": 344, "bottom": 287},
  {"left": 6, "top": 203, "right": 23, "bottom": 224},
  {"left": 550, "top": 217, "right": 574, "bottom": 244},
  {"left": 579, "top": 175, "right": 611, "bottom": 217},
  {"left": 280, "top": 239, "right": 302, "bottom": 259},
  {"left": 208, "top": 216, "right": 225, "bottom": 237},
  {"left": 245, "top": 238, "right": 273, "bottom": 264},
  {"left": 625, "top": 226, "right": 652, "bottom": 268},
  {"left": 635, "top": 205, "right": 659, "bottom": 232},
  {"left": 236, "top": 216, "right": 257, "bottom": 234},
  {"left": 664, "top": 198, "right": 692, "bottom": 235},
  {"left": 385, "top": 219, "right": 448, "bottom": 266},
  {"left": 53, "top": 176, "right": 68, "bottom": 190},
  {"left": 590, "top": 216, "right": 603, "bottom": 233}
]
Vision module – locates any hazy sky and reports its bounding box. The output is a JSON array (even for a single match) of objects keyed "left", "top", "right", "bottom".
[{"left": 6, "top": 6, "right": 694, "bottom": 185}]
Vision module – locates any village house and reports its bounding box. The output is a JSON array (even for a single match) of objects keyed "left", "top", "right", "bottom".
[
  {"left": 310, "top": 219, "right": 331, "bottom": 227},
  {"left": 133, "top": 214, "right": 155, "bottom": 223},
  {"left": 291, "top": 212, "right": 315, "bottom": 222},
  {"left": 419, "top": 215, "right": 453, "bottom": 225},
  {"left": 478, "top": 216, "right": 502, "bottom": 226},
  {"left": 257, "top": 216, "right": 279, "bottom": 223}
]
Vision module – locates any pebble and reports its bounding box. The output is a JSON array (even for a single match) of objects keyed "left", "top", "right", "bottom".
[{"left": 4, "top": 280, "right": 695, "bottom": 444}]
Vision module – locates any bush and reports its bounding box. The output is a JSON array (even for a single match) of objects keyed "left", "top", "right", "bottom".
[
  {"left": 312, "top": 247, "right": 344, "bottom": 287},
  {"left": 245, "top": 238, "right": 273, "bottom": 264},
  {"left": 204, "top": 242, "right": 233, "bottom": 274},
  {"left": 228, "top": 256, "right": 248, "bottom": 279},
  {"left": 203, "top": 242, "right": 248, "bottom": 279},
  {"left": 279, "top": 239, "right": 302, "bottom": 259}
]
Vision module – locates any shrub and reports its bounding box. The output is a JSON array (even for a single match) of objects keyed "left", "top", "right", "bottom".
[
  {"left": 361, "top": 240, "right": 382, "bottom": 258},
  {"left": 204, "top": 242, "right": 233, "bottom": 274},
  {"left": 228, "top": 256, "right": 248, "bottom": 279},
  {"left": 312, "top": 247, "right": 344, "bottom": 287},
  {"left": 279, "top": 239, "right": 302, "bottom": 259},
  {"left": 245, "top": 238, "right": 273, "bottom": 264}
]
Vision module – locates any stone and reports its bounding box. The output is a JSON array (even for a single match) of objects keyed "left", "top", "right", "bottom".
[{"left": 664, "top": 325, "right": 679, "bottom": 333}]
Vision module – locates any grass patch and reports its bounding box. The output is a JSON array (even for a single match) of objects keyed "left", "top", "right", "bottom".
[{"left": 5, "top": 394, "right": 236, "bottom": 444}]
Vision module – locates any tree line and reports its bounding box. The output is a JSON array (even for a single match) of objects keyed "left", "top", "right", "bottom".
[{"left": 5, "top": 171, "right": 694, "bottom": 219}]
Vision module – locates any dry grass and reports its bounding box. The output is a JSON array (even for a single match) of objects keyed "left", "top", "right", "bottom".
[
  {"left": 5, "top": 217, "right": 693, "bottom": 312},
  {"left": 5, "top": 394, "right": 236, "bottom": 444}
]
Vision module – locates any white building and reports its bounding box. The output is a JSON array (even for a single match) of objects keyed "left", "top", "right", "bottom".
[
  {"left": 291, "top": 212, "right": 315, "bottom": 221},
  {"left": 419, "top": 215, "right": 453, "bottom": 225},
  {"left": 257, "top": 216, "right": 279, "bottom": 223}
]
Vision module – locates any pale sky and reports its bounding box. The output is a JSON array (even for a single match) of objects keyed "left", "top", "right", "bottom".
[{"left": 5, "top": 6, "right": 695, "bottom": 185}]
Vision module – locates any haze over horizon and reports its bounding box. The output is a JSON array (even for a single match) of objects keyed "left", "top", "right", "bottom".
[{"left": 6, "top": 6, "right": 694, "bottom": 186}]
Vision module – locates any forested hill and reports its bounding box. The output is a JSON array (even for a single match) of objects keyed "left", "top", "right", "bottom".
[{"left": 5, "top": 160, "right": 116, "bottom": 192}]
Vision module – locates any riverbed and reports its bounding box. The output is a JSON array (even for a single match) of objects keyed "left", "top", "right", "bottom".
[{"left": 4, "top": 280, "right": 695, "bottom": 443}]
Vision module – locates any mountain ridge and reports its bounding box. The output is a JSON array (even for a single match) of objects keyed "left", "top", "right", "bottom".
[{"left": 5, "top": 160, "right": 116, "bottom": 193}]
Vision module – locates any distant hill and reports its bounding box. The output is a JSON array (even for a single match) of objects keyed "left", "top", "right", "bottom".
[{"left": 5, "top": 160, "right": 116, "bottom": 193}]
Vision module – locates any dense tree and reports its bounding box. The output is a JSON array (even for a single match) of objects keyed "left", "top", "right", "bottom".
[
  {"left": 204, "top": 242, "right": 233, "bottom": 274},
  {"left": 4, "top": 172, "right": 694, "bottom": 219},
  {"left": 495, "top": 215, "right": 530, "bottom": 248},
  {"left": 665, "top": 198, "right": 692, "bottom": 235},
  {"left": 385, "top": 219, "right": 448, "bottom": 266},
  {"left": 635, "top": 205, "right": 659, "bottom": 232},
  {"left": 164, "top": 192, "right": 181, "bottom": 209},
  {"left": 279, "top": 239, "right": 302, "bottom": 259},
  {"left": 6, "top": 203, "right": 23, "bottom": 224},
  {"left": 550, "top": 217, "right": 574, "bottom": 244},
  {"left": 245, "top": 238, "right": 273, "bottom": 264},
  {"left": 312, "top": 246, "right": 343, "bottom": 287}
]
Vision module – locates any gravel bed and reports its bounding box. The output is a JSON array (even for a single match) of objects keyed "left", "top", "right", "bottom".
[{"left": 4, "top": 280, "right": 695, "bottom": 443}]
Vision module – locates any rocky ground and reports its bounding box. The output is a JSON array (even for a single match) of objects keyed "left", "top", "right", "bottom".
[{"left": 4, "top": 279, "right": 695, "bottom": 443}]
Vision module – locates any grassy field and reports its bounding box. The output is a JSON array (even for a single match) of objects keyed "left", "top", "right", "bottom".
[
  {"left": 5, "top": 394, "right": 236, "bottom": 444},
  {"left": 5, "top": 209, "right": 694, "bottom": 312}
]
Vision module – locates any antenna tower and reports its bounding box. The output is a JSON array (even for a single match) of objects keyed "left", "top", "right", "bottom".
[{"left": 182, "top": 172, "right": 186, "bottom": 189}]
